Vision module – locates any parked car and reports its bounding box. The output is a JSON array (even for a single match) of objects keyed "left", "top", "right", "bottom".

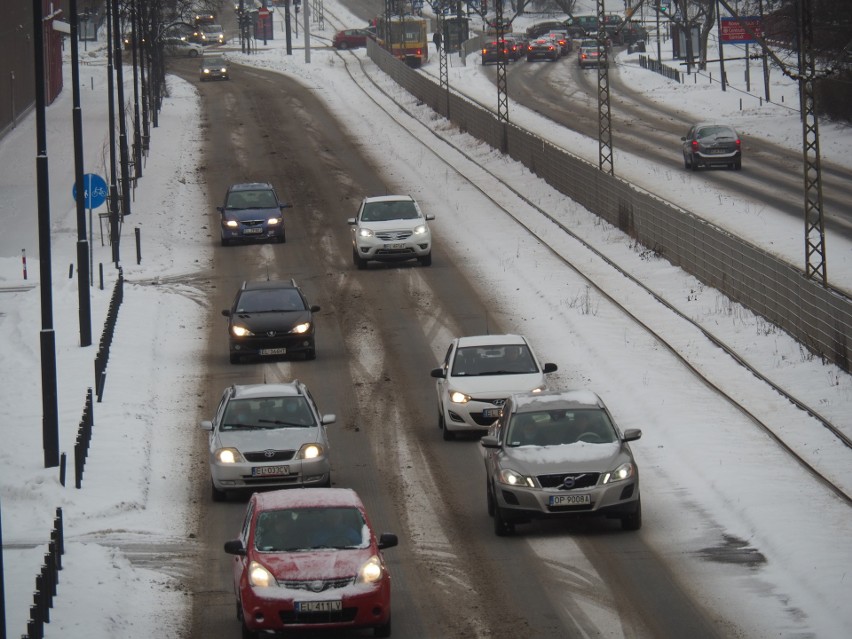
[
  {"left": 526, "top": 20, "right": 570, "bottom": 40},
  {"left": 481, "top": 39, "right": 511, "bottom": 65},
  {"left": 578, "top": 39, "right": 608, "bottom": 68},
  {"left": 571, "top": 15, "right": 599, "bottom": 35},
  {"left": 348, "top": 195, "right": 434, "bottom": 268},
  {"left": 222, "top": 279, "right": 320, "bottom": 363},
  {"left": 481, "top": 389, "right": 643, "bottom": 535},
  {"left": 163, "top": 37, "right": 203, "bottom": 57},
  {"left": 217, "top": 182, "right": 289, "bottom": 245},
  {"left": 224, "top": 488, "right": 397, "bottom": 637},
  {"left": 526, "top": 37, "right": 559, "bottom": 62},
  {"left": 332, "top": 28, "right": 372, "bottom": 49},
  {"left": 682, "top": 123, "right": 743, "bottom": 170},
  {"left": 430, "top": 334, "right": 558, "bottom": 441},
  {"left": 199, "top": 55, "right": 230, "bottom": 81},
  {"left": 200, "top": 382, "right": 335, "bottom": 501}
]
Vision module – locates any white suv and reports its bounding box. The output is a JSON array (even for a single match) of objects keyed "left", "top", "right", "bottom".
[
  {"left": 430, "top": 334, "right": 558, "bottom": 441},
  {"left": 348, "top": 195, "right": 434, "bottom": 268}
]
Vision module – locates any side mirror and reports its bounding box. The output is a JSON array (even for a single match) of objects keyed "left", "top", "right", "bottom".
[
  {"left": 280, "top": 203, "right": 293, "bottom": 209},
  {"left": 622, "top": 428, "right": 642, "bottom": 442},
  {"left": 346, "top": 218, "right": 356, "bottom": 226},
  {"left": 310, "top": 305, "right": 321, "bottom": 312},
  {"left": 223, "top": 539, "right": 245, "bottom": 556},
  {"left": 377, "top": 533, "right": 398, "bottom": 550},
  {"left": 221, "top": 309, "right": 231, "bottom": 317},
  {"left": 200, "top": 420, "right": 213, "bottom": 431},
  {"left": 480, "top": 435, "right": 500, "bottom": 449},
  {"left": 542, "top": 363, "right": 558, "bottom": 373},
  {"left": 321, "top": 414, "right": 337, "bottom": 425},
  {"left": 430, "top": 367, "right": 445, "bottom": 379},
  {"left": 216, "top": 206, "right": 224, "bottom": 212},
  {"left": 425, "top": 214, "right": 435, "bottom": 221}
]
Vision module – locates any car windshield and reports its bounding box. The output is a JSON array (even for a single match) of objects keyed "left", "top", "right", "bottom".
[
  {"left": 202, "top": 24, "right": 223, "bottom": 33},
  {"left": 451, "top": 344, "right": 537, "bottom": 376},
  {"left": 360, "top": 200, "right": 419, "bottom": 222},
  {"left": 221, "top": 396, "right": 315, "bottom": 430},
  {"left": 254, "top": 507, "right": 367, "bottom": 551},
  {"left": 235, "top": 288, "right": 306, "bottom": 313},
  {"left": 506, "top": 409, "right": 617, "bottom": 447},
  {"left": 225, "top": 188, "right": 277, "bottom": 209},
  {"left": 696, "top": 126, "right": 736, "bottom": 140}
]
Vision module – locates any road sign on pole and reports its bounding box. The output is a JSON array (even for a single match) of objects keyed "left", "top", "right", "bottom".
[{"left": 72, "top": 173, "right": 108, "bottom": 209}]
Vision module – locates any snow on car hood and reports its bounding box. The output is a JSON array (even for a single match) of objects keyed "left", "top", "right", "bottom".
[
  {"left": 264, "top": 547, "right": 377, "bottom": 584},
  {"left": 505, "top": 441, "right": 626, "bottom": 474},
  {"left": 216, "top": 425, "right": 321, "bottom": 451},
  {"left": 450, "top": 372, "right": 547, "bottom": 396},
  {"left": 361, "top": 219, "right": 428, "bottom": 231}
]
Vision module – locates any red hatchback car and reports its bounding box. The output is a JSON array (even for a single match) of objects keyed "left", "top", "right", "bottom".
[
  {"left": 225, "top": 488, "right": 398, "bottom": 638},
  {"left": 333, "top": 28, "right": 372, "bottom": 49}
]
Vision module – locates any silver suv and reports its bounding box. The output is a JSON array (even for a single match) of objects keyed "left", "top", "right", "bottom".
[
  {"left": 348, "top": 195, "right": 434, "bottom": 268},
  {"left": 481, "top": 389, "right": 642, "bottom": 535},
  {"left": 200, "top": 382, "right": 335, "bottom": 501}
]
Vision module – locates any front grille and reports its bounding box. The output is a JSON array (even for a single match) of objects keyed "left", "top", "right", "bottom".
[
  {"left": 375, "top": 230, "right": 413, "bottom": 241},
  {"left": 243, "top": 450, "right": 296, "bottom": 462},
  {"left": 280, "top": 577, "right": 354, "bottom": 591},
  {"left": 375, "top": 247, "right": 414, "bottom": 256},
  {"left": 537, "top": 472, "right": 600, "bottom": 489},
  {"left": 280, "top": 607, "right": 358, "bottom": 625},
  {"left": 240, "top": 219, "right": 264, "bottom": 227}
]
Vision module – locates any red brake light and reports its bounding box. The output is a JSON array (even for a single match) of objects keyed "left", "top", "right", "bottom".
[
  {"left": 691, "top": 140, "right": 699, "bottom": 150},
  {"left": 735, "top": 138, "right": 742, "bottom": 149}
]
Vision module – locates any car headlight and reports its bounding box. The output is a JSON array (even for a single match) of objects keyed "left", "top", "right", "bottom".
[
  {"left": 296, "top": 443, "right": 323, "bottom": 460},
  {"left": 214, "top": 447, "right": 242, "bottom": 464},
  {"left": 358, "top": 227, "right": 374, "bottom": 238},
  {"left": 248, "top": 560, "right": 277, "bottom": 588},
  {"left": 602, "top": 462, "right": 635, "bottom": 484},
  {"left": 224, "top": 219, "right": 238, "bottom": 228},
  {"left": 203, "top": 68, "right": 210, "bottom": 73},
  {"left": 231, "top": 325, "right": 254, "bottom": 338},
  {"left": 413, "top": 224, "right": 428, "bottom": 235},
  {"left": 290, "top": 322, "right": 311, "bottom": 334},
  {"left": 356, "top": 555, "right": 384, "bottom": 584},
  {"left": 449, "top": 391, "right": 470, "bottom": 404},
  {"left": 498, "top": 468, "right": 534, "bottom": 487},
  {"left": 267, "top": 217, "right": 281, "bottom": 225}
]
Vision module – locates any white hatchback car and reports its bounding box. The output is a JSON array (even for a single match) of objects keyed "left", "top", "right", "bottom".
[
  {"left": 430, "top": 334, "right": 558, "bottom": 441},
  {"left": 347, "top": 195, "right": 434, "bottom": 268},
  {"left": 200, "top": 382, "right": 335, "bottom": 501}
]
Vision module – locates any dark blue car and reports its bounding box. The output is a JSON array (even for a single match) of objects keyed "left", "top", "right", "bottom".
[{"left": 218, "top": 182, "right": 291, "bottom": 246}]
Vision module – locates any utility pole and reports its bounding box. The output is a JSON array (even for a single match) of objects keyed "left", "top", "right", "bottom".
[
  {"left": 494, "top": 0, "right": 509, "bottom": 153},
  {"left": 596, "top": 0, "right": 614, "bottom": 175}
]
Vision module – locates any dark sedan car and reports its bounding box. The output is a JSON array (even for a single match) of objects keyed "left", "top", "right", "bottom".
[
  {"left": 218, "top": 182, "right": 290, "bottom": 245},
  {"left": 223, "top": 280, "right": 320, "bottom": 363},
  {"left": 481, "top": 40, "right": 511, "bottom": 64},
  {"left": 682, "top": 123, "right": 743, "bottom": 170},
  {"left": 526, "top": 37, "right": 559, "bottom": 62},
  {"left": 200, "top": 55, "right": 229, "bottom": 81}
]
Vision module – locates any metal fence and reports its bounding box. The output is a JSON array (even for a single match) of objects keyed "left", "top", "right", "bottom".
[
  {"left": 366, "top": 40, "right": 852, "bottom": 372},
  {"left": 94, "top": 267, "right": 124, "bottom": 402},
  {"left": 20, "top": 508, "right": 64, "bottom": 639}
]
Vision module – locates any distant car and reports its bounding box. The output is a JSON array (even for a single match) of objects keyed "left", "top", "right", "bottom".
[
  {"left": 544, "top": 31, "right": 572, "bottom": 55},
  {"left": 682, "top": 123, "right": 743, "bottom": 170},
  {"left": 163, "top": 37, "right": 203, "bottom": 57},
  {"left": 347, "top": 195, "right": 434, "bottom": 268},
  {"left": 430, "top": 334, "right": 558, "bottom": 441},
  {"left": 571, "top": 15, "right": 599, "bottom": 35},
  {"left": 224, "top": 488, "right": 397, "bottom": 637},
  {"left": 333, "top": 28, "right": 372, "bottom": 49},
  {"left": 578, "top": 39, "right": 608, "bottom": 68},
  {"left": 193, "top": 13, "right": 216, "bottom": 26},
  {"left": 199, "top": 23, "right": 226, "bottom": 45},
  {"left": 526, "top": 20, "right": 570, "bottom": 40},
  {"left": 526, "top": 37, "right": 559, "bottom": 62},
  {"left": 222, "top": 279, "right": 320, "bottom": 363},
  {"left": 502, "top": 33, "right": 528, "bottom": 60},
  {"left": 481, "top": 40, "right": 511, "bottom": 65},
  {"left": 200, "top": 55, "right": 230, "bottom": 80},
  {"left": 217, "top": 182, "right": 289, "bottom": 245},
  {"left": 480, "top": 389, "right": 643, "bottom": 535},
  {"left": 200, "top": 382, "right": 335, "bottom": 501}
]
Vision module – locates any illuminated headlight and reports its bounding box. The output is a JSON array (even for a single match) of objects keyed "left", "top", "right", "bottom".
[
  {"left": 267, "top": 217, "right": 281, "bottom": 225},
  {"left": 356, "top": 555, "right": 384, "bottom": 584},
  {"left": 219, "top": 67, "right": 227, "bottom": 73},
  {"left": 358, "top": 227, "right": 375, "bottom": 238},
  {"left": 498, "top": 468, "right": 533, "bottom": 487},
  {"left": 231, "top": 325, "right": 254, "bottom": 337},
  {"left": 602, "top": 462, "right": 635, "bottom": 484},
  {"left": 203, "top": 68, "right": 211, "bottom": 74},
  {"left": 449, "top": 391, "right": 470, "bottom": 404},
  {"left": 412, "top": 224, "right": 428, "bottom": 235},
  {"left": 224, "top": 219, "right": 239, "bottom": 228},
  {"left": 297, "top": 443, "right": 323, "bottom": 460},
  {"left": 214, "top": 448, "right": 242, "bottom": 464},
  {"left": 248, "top": 561, "right": 277, "bottom": 588},
  {"left": 290, "top": 322, "right": 311, "bottom": 334}
]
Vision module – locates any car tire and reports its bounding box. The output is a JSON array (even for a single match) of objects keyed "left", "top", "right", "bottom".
[
  {"left": 221, "top": 237, "right": 231, "bottom": 247},
  {"left": 278, "top": 231, "right": 286, "bottom": 244},
  {"left": 486, "top": 479, "right": 495, "bottom": 517},
  {"left": 304, "top": 348, "right": 316, "bottom": 361},
  {"left": 493, "top": 503, "right": 515, "bottom": 536},
  {"left": 734, "top": 159, "right": 742, "bottom": 171},
  {"left": 419, "top": 253, "right": 432, "bottom": 267},
  {"left": 189, "top": 51, "right": 199, "bottom": 58},
  {"left": 691, "top": 159, "right": 699, "bottom": 171},
  {"left": 229, "top": 353, "right": 241, "bottom": 365},
  {"left": 441, "top": 416, "right": 455, "bottom": 441},
  {"left": 339, "top": 42, "right": 349, "bottom": 50},
  {"left": 621, "top": 498, "right": 642, "bottom": 531},
  {"left": 373, "top": 616, "right": 391, "bottom": 638},
  {"left": 353, "top": 248, "right": 367, "bottom": 270},
  {"left": 212, "top": 483, "right": 227, "bottom": 502},
  {"left": 241, "top": 619, "right": 257, "bottom": 639},
  {"left": 683, "top": 154, "right": 691, "bottom": 170}
]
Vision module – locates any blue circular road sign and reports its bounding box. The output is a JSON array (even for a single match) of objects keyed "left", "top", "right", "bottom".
[{"left": 72, "top": 173, "right": 108, "bottom": 209}]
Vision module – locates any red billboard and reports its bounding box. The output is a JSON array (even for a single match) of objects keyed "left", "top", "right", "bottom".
[{"left": 720, "top": 17, "right": 763, "bottom": 44}]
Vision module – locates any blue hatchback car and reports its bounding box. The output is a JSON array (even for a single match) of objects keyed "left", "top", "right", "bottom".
[{"left": 218, "top": 182, "right": 291, "bottom": 246}]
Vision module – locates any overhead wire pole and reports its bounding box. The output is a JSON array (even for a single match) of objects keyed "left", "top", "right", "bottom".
[
  {"left": 494, "top": 0, "right": 509, "bottom": 153},
  {"left": 596, "top": 0, "right": 614, "bottom": 175},
  {"left": 438, "top": 13, "right": 448, "bottom": 115}
]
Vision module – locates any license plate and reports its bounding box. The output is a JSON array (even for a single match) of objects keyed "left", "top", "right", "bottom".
[
  {"left": 482, "top": 408, "right": 502, "bottom": 419},
  {"left": 384, "top": 243, "right": 405, "bottom": 249},
  {"left": 252, "top": 465, "right": 289, "bottom": 477},
  {"left": 259, "top": 347, "right": 286, "bottom": 355},
  {"left": 708, "top": 148, "right": 727, "bottom": 154},
  {"left": 295, "top": 600, "right": 342, "bottom": 613},
  {"left": 243, "top": 227, "right": 264, "bottom": 234},
  {"left": 549, "top": 494, "right": 591, "bottom": 506}
]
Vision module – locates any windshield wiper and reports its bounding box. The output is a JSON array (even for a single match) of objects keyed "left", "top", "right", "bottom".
[{"left": 258, "top": 419, "right": 312, "bottom": 428}]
